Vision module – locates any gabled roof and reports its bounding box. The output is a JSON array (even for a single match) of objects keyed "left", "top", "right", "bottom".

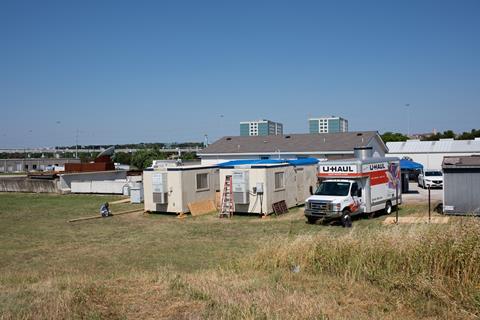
[
  {"left": 199, "top": 131, "right": 385, "bottom": 155},
  {"left": 443, "top": 155, "right": 480, "bottom": 168},
  {"left": 387, "top": 138, "right": 480, "bottom": 153}
]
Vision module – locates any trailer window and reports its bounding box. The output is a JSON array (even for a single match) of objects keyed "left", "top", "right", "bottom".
[
  {"left": 196, "top": 173, "right": 209, "bottom": 191},
  {"left": 315, "top": 181, "right": 350, "bottom": 196},
  {"left": 275, "top": 172, "right": 285, "bottom": 190}
]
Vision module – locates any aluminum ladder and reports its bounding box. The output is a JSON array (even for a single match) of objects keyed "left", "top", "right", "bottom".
[{"left": 219, "top": 176, "right": 234, "bottom": 218}]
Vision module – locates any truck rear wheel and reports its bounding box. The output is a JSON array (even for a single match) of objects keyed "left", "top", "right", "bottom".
[
  {"left": 341, "top": 210, "right": 352, "bottom": 228},
  {"left": 384, "top": 201, "right": 393, "bottom": 215}
]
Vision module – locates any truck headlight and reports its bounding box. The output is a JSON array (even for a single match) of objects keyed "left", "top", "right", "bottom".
[
  {"left": 305, "top": 202, "right": 310, "bottom": 209},
  {"left": 329, "top": 203, "right": 341, "bottom": 211}
]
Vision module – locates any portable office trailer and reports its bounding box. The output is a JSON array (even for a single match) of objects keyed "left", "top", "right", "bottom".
[
  {"left": 218, "top": 159, "right": 318, "bottom": 215},
  {"left": 442, "top": 156, "right": 480, "bottom": 215},
  {"left": 143, "top": 164, "right": 219, "bottom": 214}
]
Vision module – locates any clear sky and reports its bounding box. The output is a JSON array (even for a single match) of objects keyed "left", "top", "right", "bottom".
[{"left": 1, "top": 0, "right": 479, "bottom": 148}]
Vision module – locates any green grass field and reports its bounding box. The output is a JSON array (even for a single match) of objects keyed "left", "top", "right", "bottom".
[{"left": 0, "top": 193, "right": 478, "bottom": 319}]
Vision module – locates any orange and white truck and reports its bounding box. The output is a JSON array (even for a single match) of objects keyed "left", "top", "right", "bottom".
[{"left": 304, "top": 148, "right": 401, "bottom": 226}]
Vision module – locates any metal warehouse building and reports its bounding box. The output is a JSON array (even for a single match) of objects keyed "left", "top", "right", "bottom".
[
  {"left": 387, "top": 138, "right": 480, "bottom": 170},
  {"left": 442, "top": 156, "right": 480, "bottom": 215},
  {"left": 0, "top": 158, "right": 80, "bottom": 173}
]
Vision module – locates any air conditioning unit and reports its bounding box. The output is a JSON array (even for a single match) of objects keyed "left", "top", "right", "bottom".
[
  {"left": 153, "top": 192, "right": 168, "bottom": 204},
  {"left": 152, "top": 172, "right": 168, "bottom": 204},
  {"left": 232, "top": 171, "right": 249, "bottom": 204}
]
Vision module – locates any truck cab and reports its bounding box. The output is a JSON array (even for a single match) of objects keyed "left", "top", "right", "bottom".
[{"left": 305, "top": 179, "right": 364, "bottom": 224}]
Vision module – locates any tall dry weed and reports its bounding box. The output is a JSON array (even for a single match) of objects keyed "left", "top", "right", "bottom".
[{"left": 246, "top": 218, "right": 480, "bottom": 317}]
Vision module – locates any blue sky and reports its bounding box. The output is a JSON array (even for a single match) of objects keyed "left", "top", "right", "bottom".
[{"left": 1, "top": 0, "right": 479, "bottom": 148}]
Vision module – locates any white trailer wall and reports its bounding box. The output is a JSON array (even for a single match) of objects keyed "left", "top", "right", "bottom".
[
  {"left": 144, "top": 165, "right": 219, "bottom": 213},
  {"left": 219, "top": 163, "right": 317, "bottom": 215}
]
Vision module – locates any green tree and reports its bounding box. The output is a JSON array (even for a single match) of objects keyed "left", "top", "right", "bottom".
[
  {"left": 422, "top": 130, "right": 456, "bottom": 141},
  {"left": 457, "top": 129, "right": 480, "bottom": 140},
  {"left": 113, "top": 152, "right": 132, "bottom": 165},
  {"left": 181, "top": 152, "right": 198, "bottom": 161},
  {"left": 380, "top": 132, "right": 409, "bottom": 142},
  {"left": 131, "top": 149, "right": 167, "bottom": 169}
]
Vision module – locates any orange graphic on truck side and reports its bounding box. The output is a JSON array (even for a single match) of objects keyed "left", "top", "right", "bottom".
[{"left": 348, "top": 201, "right": 360, "bottom": 213}]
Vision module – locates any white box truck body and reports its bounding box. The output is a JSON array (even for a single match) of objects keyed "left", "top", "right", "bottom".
[{"left": 305, "top": 152, "right": 401, "bottom": 224}]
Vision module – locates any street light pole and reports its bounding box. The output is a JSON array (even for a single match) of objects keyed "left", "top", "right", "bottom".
[{"left": 405, "top": 104, "right": 410, "bottom": 137}]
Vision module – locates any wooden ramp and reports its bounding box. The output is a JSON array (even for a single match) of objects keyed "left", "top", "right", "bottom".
[{"left": 383, "top": 216, "right": 450, "bottom": 225}]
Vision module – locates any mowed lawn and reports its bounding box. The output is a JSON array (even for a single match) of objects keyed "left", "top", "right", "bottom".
[{"left": 0, "top": 193, "right": 477, "bottom": 320}]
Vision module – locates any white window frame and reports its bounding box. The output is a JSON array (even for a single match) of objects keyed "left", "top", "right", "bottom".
[
  {"left": 196, "top": 173, "right": 210, "bottom": 192},
  {"left": 274, "top": 171, "right": 285, "bottom": 191}
]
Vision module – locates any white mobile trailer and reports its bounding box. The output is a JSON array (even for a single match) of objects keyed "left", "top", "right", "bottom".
[
  {"left": 143, "top": 165, "right": 219, "bottom": 214},
  {"left": 305, "top": 148, "right": 401, "bottom": 224},
  {"left": 218, "top": 159, "right": 318, "bottom": 215}
]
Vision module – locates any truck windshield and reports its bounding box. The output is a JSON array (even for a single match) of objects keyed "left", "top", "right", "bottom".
[
  {"left": 425, "top": 171, "right": 442, "bottom": 177},
  {"left": 315, "top": 181, "right": 351, "bottom": 196}
]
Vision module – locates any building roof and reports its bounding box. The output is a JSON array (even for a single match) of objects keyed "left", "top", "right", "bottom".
[
  {"left": 442, "top": 155, "right": 480, "bottom": 169},
  {"left": 199, "top": 131, "right": 385, "bottom": 155},
  {"left": 387, "top": 138, "right": 480, "bottom": 154},
  {"left": 217, "top": 158, "right": 319, "bottom": 168}
]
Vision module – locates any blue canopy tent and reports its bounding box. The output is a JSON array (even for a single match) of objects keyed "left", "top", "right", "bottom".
[
  {"left": 400, "top": 159, "right": 423, "bottom": 170},
  {"left": 399, "top": 159, "right": 423, "bottom": 193}
]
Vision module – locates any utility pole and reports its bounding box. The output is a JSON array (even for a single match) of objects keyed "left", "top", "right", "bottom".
[{"left": 75, "top": 129, "right": 79, "bottom": 159}]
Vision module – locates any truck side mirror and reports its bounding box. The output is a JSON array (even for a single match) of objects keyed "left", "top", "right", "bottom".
[
  {"left": 357, "top": 189, "right": 362, "bottom": 197},
  {"left": 309, "top": 186, "right": 313, "bottom": 195}
]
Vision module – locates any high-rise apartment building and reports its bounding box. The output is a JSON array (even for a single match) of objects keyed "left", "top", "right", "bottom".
[
  {"left": 240, "top": 120, "right": 283, "bottom": 136},
  {"left": 309, "top": 116, "right": 348, "bottom": 134}
]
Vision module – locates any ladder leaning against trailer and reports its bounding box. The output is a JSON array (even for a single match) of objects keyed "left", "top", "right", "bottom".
[{"left": 219, "top": 175, "right": 234, "bottom": 218}]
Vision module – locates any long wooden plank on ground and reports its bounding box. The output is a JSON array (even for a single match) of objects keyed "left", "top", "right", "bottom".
[
  {"left": 110, "top": 198, "right": 131, "bottom": 204},
  {"left": 188, "top": 200, "right": 217, "bottom": 216},
  {"left": 383, "top": 216, "right": 449, "bottom": 225},
  {"left": 68, "top": 209, "right": 143, "bottom": 222}
]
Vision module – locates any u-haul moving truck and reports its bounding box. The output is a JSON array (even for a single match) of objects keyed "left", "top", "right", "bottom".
[{"left": 305, "top": 148, "right": 401, "bottom": 225}]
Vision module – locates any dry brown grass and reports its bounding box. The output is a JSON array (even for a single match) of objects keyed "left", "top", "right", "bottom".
[
  {"left": 242, "top": 218, "right": 480, "bottom": 319},
  {"left": 1, "top": 193, "right": 479, "bottom": 319}
]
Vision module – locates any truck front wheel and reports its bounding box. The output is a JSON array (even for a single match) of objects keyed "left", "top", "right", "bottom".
[
  {"left": 307, "top": 217, "right": 318, "bottom": 224},
  {"left": 341, "top": 210, "right": 352, "bottom": 228}
]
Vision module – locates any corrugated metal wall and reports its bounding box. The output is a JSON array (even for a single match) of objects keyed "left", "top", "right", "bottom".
[{"left": 444, "top": 170, "right": 480, "bottom": 214}]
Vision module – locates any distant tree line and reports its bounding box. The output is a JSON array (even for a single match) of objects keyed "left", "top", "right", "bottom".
[
  {"left": 381, "top": 129, "right": 480, "bottom": 142},
  {"left": 0, "top": 152, "right": 99, "bottom": 161},
  {"left": 115, "top": 150, "right": 198, "bottom": 169},
  {"left": 55, "top": 142, "right": 203, "bottom": 150},
  {"left": 0, "top": 150, "right": 198, "bottom": 168}
]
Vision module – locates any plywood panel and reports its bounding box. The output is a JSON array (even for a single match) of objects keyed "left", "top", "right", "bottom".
[{"left": 188, "top": 200, "right": 217, "bottom": 216}]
